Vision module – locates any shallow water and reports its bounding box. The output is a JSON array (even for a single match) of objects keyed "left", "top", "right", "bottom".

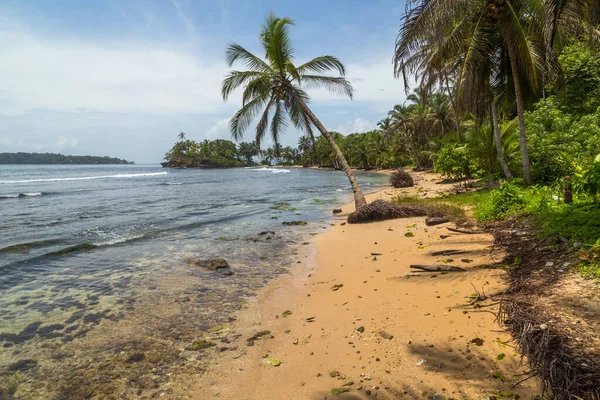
[{"left": 0, "top": 164, "right": 387, "bottom": 398}]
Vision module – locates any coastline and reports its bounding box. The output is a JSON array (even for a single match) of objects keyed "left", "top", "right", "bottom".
[{"left": 180, "top": 172, "right": 541, "bottom": 399}]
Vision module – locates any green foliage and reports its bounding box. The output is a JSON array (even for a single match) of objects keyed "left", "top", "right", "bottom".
[
  {"left": 575, "top": 155, "right": 600, "bottom": 201},
  {"left": 525, "top": 99, "right": 600, "bottom": 183},
  {"left": 164, "top": 135, "right": 255, "bottom": 167},
  {"left": 475, "top": 182, "right": 526, "bottom": 222},
  {"left": 434, "top": 143, "right": 480, "bottom": 181},
  {"left": 0, "top": 152, "right": 132, "bottom": 165},
  {"left": 556, "top": 41, "right": 600, "bottom": 116}
]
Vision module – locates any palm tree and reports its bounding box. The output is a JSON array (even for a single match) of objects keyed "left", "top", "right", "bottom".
[
  {"left": 394, "top": 0, "right": 545, "bottom": 184},
  {"left": 377, "top": 117, "right": 394, "bottom": 141},
  {"left": 221, "top": 13, "right": 367, "bottom": 209},
  {"left": 178, "top": 132, "right": 186, "bottom": 141}
]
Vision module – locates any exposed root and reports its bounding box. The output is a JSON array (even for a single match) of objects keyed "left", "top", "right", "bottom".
[
  {"left": 347, "top": 200, "right": 426, "bottom": 224},
  {"left": 498, "top": 298, "right": 600, "bottom": 399}
]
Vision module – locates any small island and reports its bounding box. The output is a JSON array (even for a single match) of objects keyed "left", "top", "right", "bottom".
[
  {"left": 161, "top": 133, "right": 258, "bottom": 168},
  {"left": 0, "top": 152, "right": 133, "bottom": 165}
]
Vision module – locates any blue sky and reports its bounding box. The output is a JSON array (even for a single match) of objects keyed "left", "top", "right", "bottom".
[{"left": 0, "top": 0, "right": 409, "bottom": 163}]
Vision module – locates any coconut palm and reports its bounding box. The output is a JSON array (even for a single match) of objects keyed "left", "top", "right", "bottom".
[
  {"left": 377, "top": 117, "right": 394, "bottom": 141},
  {"left": 394, "top": 0, "right": 546, "bottom": 184},
  {"left": 221, "top": 13, "right": 367, "bottom": 209}
]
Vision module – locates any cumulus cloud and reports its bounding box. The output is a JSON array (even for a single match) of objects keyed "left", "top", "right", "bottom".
[
  {"left": 205, "top": 118, "right": 232, "bottom": 140},
  {"left": 308, "top": 55, "right": 407, "bottom": 112},
  {"left": 0, "top": 29, "right": 230, "bottom": 116},
  {"left": 0, "top": 19, "right": 404, "bottom": 162},
  {"left": 335, "top": 117, "right": 374, "bottom": 134}
]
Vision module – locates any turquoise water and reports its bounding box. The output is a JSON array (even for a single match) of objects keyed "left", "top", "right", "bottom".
[{"left": 0, "top": 165, "right": 387, "bottom": 398}]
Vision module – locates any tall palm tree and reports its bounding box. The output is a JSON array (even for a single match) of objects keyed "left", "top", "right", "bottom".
[
  {"left": 394, "top": 0, "right": 545, "bottom": 184},
  {"left": 178, "top": 132, "right": 186, "bottom": 141},
  {"left": 221, "top": 13, "right": 367, "bottom": 209},
  {"left": 377, "top": 117, "right": 394, "bottom": 141}
]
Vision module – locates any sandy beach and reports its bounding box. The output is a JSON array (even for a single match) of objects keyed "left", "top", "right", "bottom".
[{"left": 185, "top": 172, "right": 541, "bottom": 399}]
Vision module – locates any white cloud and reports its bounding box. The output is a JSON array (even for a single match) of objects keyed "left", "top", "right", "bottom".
[
  {"left": 0, "top": 23, "right": 404, "bottom": 162},
  {"left": 205, "top": 118, "right": 231, "bottom": 140},
  {"left": 308, "top": 55, "right": 407, "bottom": 113},
  {"left": 55, "top": 136, "right": 78, "bottom": 150},
  {"left": 0, "top": 29, "right": 231, "bottom": 116},
  {"left": 335, "top": 117, "right": 374, "bottom": 134}
]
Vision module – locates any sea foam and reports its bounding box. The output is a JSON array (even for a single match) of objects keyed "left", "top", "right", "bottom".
[{"left": 0, "top": 172, "right": 167, "bottom": 184}]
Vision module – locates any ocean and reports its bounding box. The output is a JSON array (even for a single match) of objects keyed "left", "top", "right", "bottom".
[{"left": 0, "top": 164, "right": 388, "bottom": 398}]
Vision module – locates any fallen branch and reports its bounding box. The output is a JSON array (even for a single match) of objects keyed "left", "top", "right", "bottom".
[
  {"left": 447, "top": 227, "right": 482, "bottom": 234},
  {"left": 430, "top": 249, "right": 470, "bottom": 256},
  {"left": 425, "top": 217, "right": 450, "bottom": 226},
  {"left": 410, "top": 264, "right": 466, "bottom": 272}
]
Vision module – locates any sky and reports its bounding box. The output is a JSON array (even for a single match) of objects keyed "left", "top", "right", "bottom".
[{"left": 0, "top": 0, "right": 410, "bottom": 163}]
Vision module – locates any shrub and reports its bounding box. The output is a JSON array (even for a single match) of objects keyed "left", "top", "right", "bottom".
[
  {"left": 575, "top": 155, "right": 600, "bottom": 201},
  {"left": 390, "top": 169, "right": 414, "bottom": 188},
  {"left": 434, "top": 143, "right": 480, "bottom": 181},
  {"left": 475, "top": 182, "right": 526, "bottom": 222}
]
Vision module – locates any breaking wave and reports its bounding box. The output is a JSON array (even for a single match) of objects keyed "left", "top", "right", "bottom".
[{"left": 0, "top": 172, "right": 167, "bottom": 184}]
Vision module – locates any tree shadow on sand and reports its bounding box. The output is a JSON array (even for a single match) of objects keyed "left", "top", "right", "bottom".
[{"left": 310, "top": 342, "right": 538, "bottom": 400}]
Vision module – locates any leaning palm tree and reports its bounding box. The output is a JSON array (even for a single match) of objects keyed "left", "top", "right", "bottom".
[{"left": 221, "top": 13, "right": 367, "bottom": 209}]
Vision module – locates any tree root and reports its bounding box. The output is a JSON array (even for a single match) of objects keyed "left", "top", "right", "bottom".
[{"left": 347, "top": 200, "right": 426, "bottom": 224}]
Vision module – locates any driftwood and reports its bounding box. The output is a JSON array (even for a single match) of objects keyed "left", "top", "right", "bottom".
[
  {"left": 425, "top": 217, "right": 450, "bottom": 226},
  {"left": 410, "top": 264, "right": 466, "bottom": 272},
  {"left": 430, "top": 249, "right": 470, "bottom": 256},
  {"left": 447, "top": 227, "right": 482, "bottom": 234}
]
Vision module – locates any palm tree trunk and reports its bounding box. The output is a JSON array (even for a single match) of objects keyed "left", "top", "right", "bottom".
[
  {"left": 506, "top": 39, "right": 533, "bottom": 184},
  {"left": 445, "top": 75, "right": 461, "bottom": 140},
  {"left": 299, "top": 101, "right": 368, "bottom": 209},
  {"left": 490, "top": 99, "right": 513, "bottom": 180}
]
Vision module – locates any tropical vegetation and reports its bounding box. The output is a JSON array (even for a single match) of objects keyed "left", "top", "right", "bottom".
[{"left": 0, "top": 152, "right": 133, "bottom": 164}]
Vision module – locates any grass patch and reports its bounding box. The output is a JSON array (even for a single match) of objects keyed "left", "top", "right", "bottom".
[{"left": 575, "top": 262, "right": 600, "bottom": 280}]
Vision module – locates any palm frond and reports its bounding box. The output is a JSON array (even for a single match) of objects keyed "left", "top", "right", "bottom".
[
  {"left": 229, "top": 94, "right": 270, "bottom": 141},
  {"left": 261, "top": 13, "right": 295, "bottom": 72},
  {"left": 270, "top": 100, "right": 289, "bottom": 144},
  {"left": 226, "top": 43, "right": 271, "bottom": 72},
  {"left": 222, "top": 71, "right": 268, "bottom": 101},
  {"left": 296, "top": 56, "right": 347, "bottom": 76},
  {"left": 300, "top": 75, "right": 354, "bottom": 99},
  {"left": 254, "top": 97, "right": 275, "bottom": 146}
]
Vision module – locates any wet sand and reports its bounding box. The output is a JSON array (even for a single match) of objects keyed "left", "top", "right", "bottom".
[{"left": 186, "top": 172, "right": 541, "bottom": 399}]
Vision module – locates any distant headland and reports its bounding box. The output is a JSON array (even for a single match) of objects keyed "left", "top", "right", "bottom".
[{"left": 0, "top": 152, "right": 134, "bottom": 165}]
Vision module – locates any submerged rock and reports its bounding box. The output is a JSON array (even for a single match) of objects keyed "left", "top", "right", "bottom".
[
  {"left": 282, "top": 221, "right": 307, "bottom": 226},
  {"left": 8, "top": 359, "right": 37, "bottom": 372},
  {"left": 188, "top": 339, "right": 216, "bottom": 350},
  {"left": 188, "top": 258, "right": 230, "bottom": 271}
]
